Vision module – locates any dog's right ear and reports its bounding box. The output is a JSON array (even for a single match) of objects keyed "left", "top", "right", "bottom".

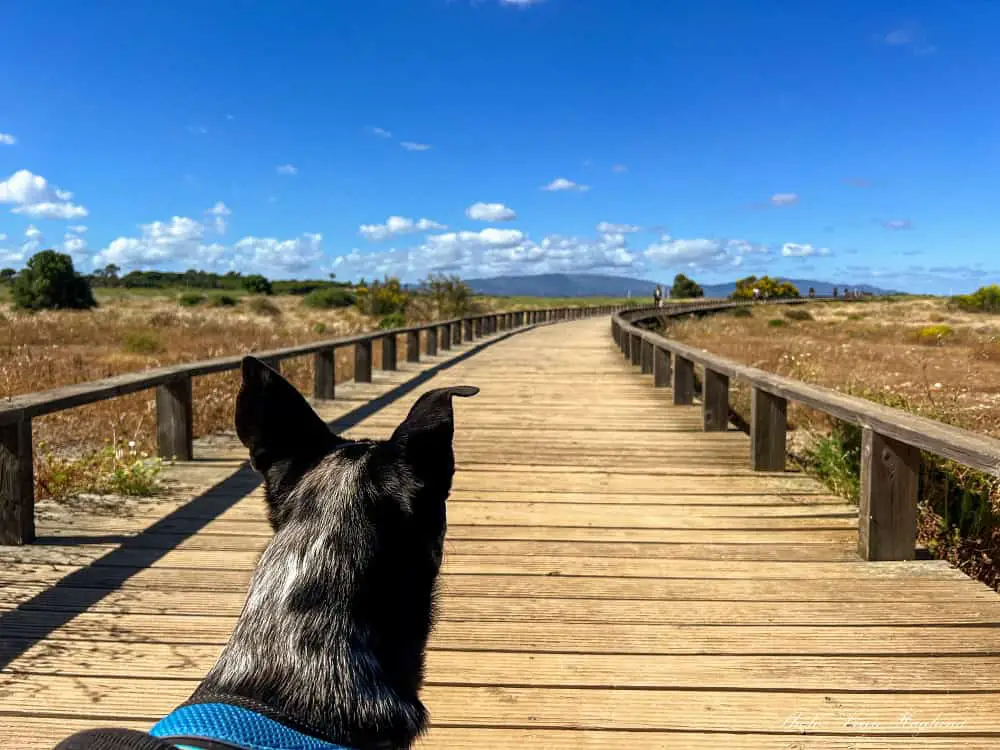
[{"left": 235, "top": 356, "right": 341, "bottom": 474}]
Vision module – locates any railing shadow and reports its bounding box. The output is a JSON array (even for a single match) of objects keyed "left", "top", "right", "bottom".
[{"left": 0, "top": 326, "right": 530, "bottom": 669}]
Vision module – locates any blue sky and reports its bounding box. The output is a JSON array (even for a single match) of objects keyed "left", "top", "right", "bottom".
[{"left": 1, "top": 0, "right": 998, "bottom": 293}]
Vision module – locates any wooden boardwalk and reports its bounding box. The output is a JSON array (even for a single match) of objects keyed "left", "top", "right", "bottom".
[{"left": 3, "top": 316, "right": 1000, "bottom": 748}]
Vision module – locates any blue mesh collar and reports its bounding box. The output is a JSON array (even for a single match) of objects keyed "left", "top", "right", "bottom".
[{"left": 149, "top": 702, "right": 350, "bottom": 750}]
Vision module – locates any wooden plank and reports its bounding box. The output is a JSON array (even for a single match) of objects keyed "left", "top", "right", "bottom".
[
  {"left": 859, "top": 427, "right": 920, "bottom": 561},
  {"left": 1, "top": 675, "right": 998, "bottom": 734}
]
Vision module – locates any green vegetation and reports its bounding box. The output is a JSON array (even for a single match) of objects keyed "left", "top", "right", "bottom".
[
  {"left": 767, "top": 318, "right": 786, "bottom": 328},
  {"left": 951, "top": 285, "right": 1000, "bottom": 313},
  {"left": 784, "top": 308, "right": 814, "bottom": 322},
  {"left": 12, "top": 250, "right": 97, "bottom": 311},
  {"left": 242, "top": 274, "right": 273, "bottom": 295},
  {"left": 122, "top": 331, "right": 164, "bottom": 355},
  {"left": 670, "top": 273, "right": 704, "bottom": 299},
  {"left": 35, "top": 439, "right": 164, "bottom": 502},
  {"left": 302, "top": 287, "right": 356, "bottom": 309},
  {"left": 356, "top": 276, "right": 408, "bottom": 316},
  {"left": 178, "top": 292, "right": 206, "bottom": 307},
  {"left": 421, "top": 273, "right": 473, "bottom": 317},
  {"left": 208, "top": 294, "right": 240, "bottom": 307},
  {"left": 731, "top": 275, "right": 800, "bottom": 300},
  {"left": 378, "top": 312, "right": 407, "bottom": 329}
]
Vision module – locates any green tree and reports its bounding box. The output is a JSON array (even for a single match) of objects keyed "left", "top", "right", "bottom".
[
  {"left": 242, "top": 274, "right": 273, "bottom": 295},
  {"left": 0, "top": 267, "right": 16, "bottom": 283},
  {"left": 12, "top": 250, "right": 97, "bottom": 311},
  {"left": 670, "top": 273, "right": 704, "bottom": 299},
  {"left": 421, "top": 273, "right": 472, "bottom": 316}
]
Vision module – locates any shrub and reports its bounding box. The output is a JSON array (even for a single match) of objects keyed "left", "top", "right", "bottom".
[
  {"left": 767, "top": 318, "right": 787, "bottom": 328},
  {"left": 951, "top": 285, "right": 1000, "bottom": 313},
  {"left": 784, "top": 309, "right": 814, "bottom": 322},
  {"left": 303, "top": 288, "right": 356, "bottom": 309},
  {"left": 148, "top": 311, "right": 179, "bottom": 327},
  {"left": 379, "top": 312, "right": 407, "bottom": 329},
  {"left": 670, "top": 273, "right": 704, "bottom": 299},
  {"left": 0, "top": 267, "right": 16, "bottom": 283},
  {"left": 248, "top": 297, "right": 281, "bottom": 317},
  {"left": 730, "top": 306, "right": 752, "bottom": 318},
  {"left": 846, "top": 313, "right": 866, "bottom": 321},
  {"left": 178, "top": 292, "right": 206, "bottom": 307},
  {"left": 209, "top": 294, "right": 240, "bottom": 307},
  {"left": 313, "top": 322, "right": 328, "bottom": 335},
  {"left": 123, "top": 331, "right": 164, "bottom": 355},
  {"left": 12, "top": 250, "right": 97, "bottom": 311},
  {"left": 356, "top": 276, "right": 409, "bottom": 316},
  {"left": 421, "top": 273, "right": 472, "bottom": 317},
  {"left": 731, "top": 275, "right": 800, "bottom": 300},
  {"left": 914, "top": 324, "right": 954, "bottom": 345},
  {"left": 242, "top": 274, "right": 273, "bottom": 295}
]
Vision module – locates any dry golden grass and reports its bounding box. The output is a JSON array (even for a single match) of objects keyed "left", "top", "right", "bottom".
[{"left": 1, "top": 290, "right": 538, "bottom": 496}]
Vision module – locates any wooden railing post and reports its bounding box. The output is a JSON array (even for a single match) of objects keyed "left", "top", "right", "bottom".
[
  {"left": 641, "top": 340, "right": 653, "bottom": 374},
  {"left": 355, "top": 340, "right": 372, "bottom": 383},
  {"left": 672, "top": 356, "right": 695, "bottom": 405},
  {"left": 381, "top": 334, "right": 397, "bottom": 371},
  {"left": 452, "top": 322, "right": 461, "bottom": 346},
  {"left": 407, "top": 331, "right": 420, "bottom": 362},
  {"left": 751, "top": 387, "right": 786, "bottom": 471},
  {"left": 439, "top": 325, "right": 451, "bottom": 351},
  {"left": 156, "top": 375, "right": 193, "bottom": 460},
  {"left": 313, "top": 348, "right": 335, "bottom": 399},
  {"left": 653, "top": 346, "right": 671, "bottom": 387},
  {"left": 463, "top": 319, "right": 474, "bottom": 342},
  {"left": 0, "top": 416, "right": 34, "bottom": 545},
  {"left": 426, "top": 326, "right": 438, "bottom": 356},
  {"left": 630, "top": 334, "right": 642, "bottom": 366},
  {"left": 702, "top": 368, "right": 730, "bottom": 431},
  {"left": 858, "top": 427, "right": 920, "bottom": 560},
  {"left": 621, "top": 329, "right": 631, "bottom": 359}
]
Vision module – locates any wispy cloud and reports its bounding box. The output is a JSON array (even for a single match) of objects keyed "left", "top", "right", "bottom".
[
  {"left": 400, "top": 141, "right": 431, "bottom": 152},
  {"left": 782, "top": 242, "right": 831, "bottom": 257},
  {"left": 843, "top": 177, "right": 871, "bottom": 188},
  {"left": 0, "top": 133, "right": 15, "bottom": 146},
  {"left": 880, "top": 24, "right": 936, "bottom": 55},
  {"left": 186, "top": 125, "right": 208, "bottom": 135},
  {"left": 611, "top": 164, "right": 628, "bottom": 174},
  {"left": 770, "top": 192, "right": 799, "bottom": 207},
  {"left": 368, "top": 126, "right": 393, "bottom": 138},
  {"left": 543, "top": 177, "right": 589, "bottom": 192},
  {"left": 359, "top": 215, "right": 447, "bottom": 241},
  {"left": 276, "top": 164, "right": 298, "bottom": 176},
  {"left": 881, "top": 218, "right": 914, "bottom": 231}
]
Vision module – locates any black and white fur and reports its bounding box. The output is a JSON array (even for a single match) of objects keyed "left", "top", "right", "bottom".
[{"left": 55, "top": 356, "right": 478, "bottom": 750}]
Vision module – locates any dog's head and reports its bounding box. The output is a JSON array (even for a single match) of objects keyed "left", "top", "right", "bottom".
[{"left": 216, "top": 356, "right": 477, "bottom": 743}]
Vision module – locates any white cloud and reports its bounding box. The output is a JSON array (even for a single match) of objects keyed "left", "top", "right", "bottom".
[
  {"left": 466, "top": 202, "right": 517, "bottom": 222},
  {"left": 187, "top": 125, "right": 208, "bottom": 135},
  {"left": 644, "top": 237, "right": 732, "bottom": 268},
  {"left": 782, "top": 242, "right": 831, "bottom": 257},
  {"left": 276, "top": 164, "right": 298, "bottom": 176},
  {"left": 206, "top": 201, "right": 232, "bottom": 234},
  {"left": 22, "top": 224, "right": 43, "bottom": 254},
  {"left": 597, "top": 222, "right": 641, "bottom": 234},
  {"left": 94, "top": 212, "right": 322, "bottom": 274},
  {"left": 881, "top": 219, "right": 914, "bottom": 231},
  {"left": 0, "top": 233, "right": 6, "bottom": 242},
  {"left": 500, "top": 0, "right": 545, "bottom": 5},
  {"left": 0, "top": 169, "right": 88, "bottom": 219},
  {"left": 611, "top": 164, "right": 628, "bottom": 173},
  {"left": 359, "top": 215, "right": 447, "bottom": 241},
  {"left": 543, "top": 177, "right": 589, "bottom": 192},
  {"left": 0, "top": 133, "right": 15, "bottom": 145},
  {"left": 68, "top": 225, "right": 87, "bottom": 234},
  {"left": 63, "top": 232, "right": 88, "bottom": 257},
  {"left": 25, "top": 225, "right": 42, "bottom": 240},
  {"left": 369, "top": 126, "right": 393, "bottom": 138},
  {"left": 770, "top": 193, "right": 799, "bottom": 207},
  {"left": 232, "top": 233, "right": 323, "bottom": 272},
  {"left": 400, "top": 141, "right": 431, "bottom": 152}
]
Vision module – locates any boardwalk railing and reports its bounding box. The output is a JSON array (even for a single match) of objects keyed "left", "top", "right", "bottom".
[
  {"left": 0, "top": 304, "right": 623, "bottom": 546},
  {"left": 613, "top": 301, "right": 1000, "bottom": 562}
]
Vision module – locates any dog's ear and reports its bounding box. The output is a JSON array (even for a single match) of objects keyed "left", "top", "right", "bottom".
[
  {"left": 235, "top": 356, "right": 340, "bottom": 473},
  {"left": 390, "top": 385, "right": 479, "bottom": 479}
]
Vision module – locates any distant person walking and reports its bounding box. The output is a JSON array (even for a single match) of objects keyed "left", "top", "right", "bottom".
[{"left": 653, "top": 285, "right": 663, "bottom": 308}]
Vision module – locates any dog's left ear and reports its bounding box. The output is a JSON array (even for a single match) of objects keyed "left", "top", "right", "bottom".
[
  {"left": 391, "top": 385, "right": 479, "bottom": 479},
  {"left": 235, "top": 356, "right": 341, "bottom": 473}
]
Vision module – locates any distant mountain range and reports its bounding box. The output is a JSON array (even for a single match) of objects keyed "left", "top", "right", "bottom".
[{"left": 466, "top": 273, "right": 900, "bottom": 298}]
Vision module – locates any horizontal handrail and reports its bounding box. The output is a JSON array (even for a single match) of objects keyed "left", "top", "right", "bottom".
[
  {"left": 611, "top": 300, "right": 1000, "bottom": 562},
  {"left": 0, "top": 303, "right": 623, "bottom": 545}
]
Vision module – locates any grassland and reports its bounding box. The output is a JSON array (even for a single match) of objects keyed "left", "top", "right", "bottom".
[
  {"left": 1, "top": 288, "right": 627, "bottom": 501},
  {"left": 662, "top": 297, "right": 1000, "bottom": 588}
]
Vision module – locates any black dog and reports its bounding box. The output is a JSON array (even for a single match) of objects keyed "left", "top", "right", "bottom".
[{"left": 55, "top": 356, "right": 478, "bottom": 750}]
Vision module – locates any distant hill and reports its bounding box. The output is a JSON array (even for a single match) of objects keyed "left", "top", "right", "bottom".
[{"left": 466, "top": 273, "right": 900, "bottom": 298}]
